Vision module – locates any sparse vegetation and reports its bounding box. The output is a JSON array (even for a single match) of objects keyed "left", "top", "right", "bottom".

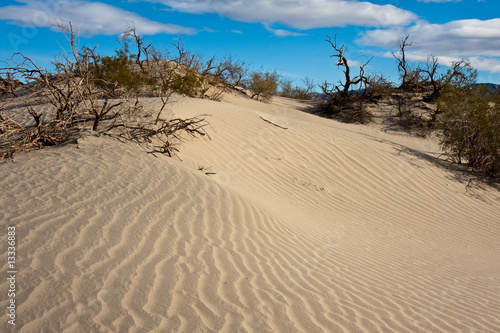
[
  {"left": 314, "top": 30, "right": 499, "bottom": 178},
  {"left": 366, "top": 74, "right": 394, "bottom": 100},
  {"left": 279, "top": 77, "right": 315, "bottom": 100},
  {"left": 0, "top": 21, "right": 209, "bottom": 158},
  {"left": 2, "top": 23, "right": 499, "bottom": 179}
]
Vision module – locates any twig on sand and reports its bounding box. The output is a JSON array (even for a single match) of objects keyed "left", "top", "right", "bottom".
[{"left": 260, "top": 116, "right": 288, "bottom": 130}]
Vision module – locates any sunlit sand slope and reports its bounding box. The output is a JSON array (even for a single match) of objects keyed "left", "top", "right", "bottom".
[{"left": 1, "top": 95, "right": 499, "bottom": 332}]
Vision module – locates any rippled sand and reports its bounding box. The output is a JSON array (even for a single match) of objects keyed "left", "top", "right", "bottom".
[{"left": 1, "top": 94, "right": 499, "bottom": 332}]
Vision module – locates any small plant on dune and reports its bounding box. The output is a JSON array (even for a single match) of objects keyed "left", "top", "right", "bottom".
[
  {"left": 169, "top": 71, "right": 207, "bottom": 98},
  {"left": 366, "top": 74, "right": 394, "bottom": 100},
  {"left": 244, "top": 70, "right": 280, "bottom": 101}
]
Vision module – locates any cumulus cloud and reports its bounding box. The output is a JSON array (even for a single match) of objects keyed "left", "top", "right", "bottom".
[
  {"left": 149, "top": 0, "right": 417, "bottom": 29},
  {"left": 0, "top": 0, "right": 195, "bottom": 37},
  {"left": 358, "top": 18, "right": 500, "bottom": 72}
]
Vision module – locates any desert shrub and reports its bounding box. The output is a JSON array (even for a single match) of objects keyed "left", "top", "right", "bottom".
[
  {"left": 367, "top": 74, "right": 394, "bottom": 99},
  {"left": 89, "top": 50, "right": 156, "bottom": 97},
  {"left": 279, "top": 79, "right": 296, "bottom": 98},
  {"left": 0, "top": 74, "right": 22, "bottom": 97},
  {"left": 442, "top": 60, "right": 477, "bottom": 89},
  {"left": 169, "top": 71, "right": 207, "bottom": 98},
  {"left": 438, "top": 85, "right": 500, "bottom": 177},
  {"left": 0, "top": 106, "right": 71, "bottom": 158},
  {"left": 315, "top": 92, "right": 372, "bottom": 124},
  {"left": 401, "top": 70, "right": 423, "bottom": 91},
  {"left": 217, "top": 57, "right": 248, "bottom": 88},
  {"left": 245, "top": 70, "right": 280, "bottom": 101},
  {"left": 279, "top": 77, "right": 314, "bottom": 100},
  {"left": 91, "top": 52, "right": 139, "bottom": 94}
]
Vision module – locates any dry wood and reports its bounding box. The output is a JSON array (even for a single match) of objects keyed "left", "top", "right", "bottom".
[{"left": 260, "top": 116, "right": 288, "bottom": 130}]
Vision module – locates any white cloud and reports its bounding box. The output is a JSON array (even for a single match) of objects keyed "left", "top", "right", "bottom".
[
  {"left": 358, "top": 18, "right": 500, "bottom": 72},
  {"left": 149, "top": 0, "right": 417, "bottom": 29},
  {"left": 0, "top": 0, "right": 195, "bottom": 37},
  {"left": 416, "top": 0, "right": 461, "bottom": 3},
  {"left": 264, "top": 25, "right": 307, "bottom": 37}
]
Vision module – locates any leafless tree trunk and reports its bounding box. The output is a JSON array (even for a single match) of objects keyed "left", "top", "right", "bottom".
[
  {"left": 392, "top": 35, "right": 417, "bottom": 89},
  {"left": 325, "top": 32, "right": 371, "bottom": 99},
  {"left": 421, "top": 56, "right": 440, "bottom": 96}
]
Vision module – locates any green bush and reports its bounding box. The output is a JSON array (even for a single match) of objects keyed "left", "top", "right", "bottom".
[
  {"left": 90, "top": 51, "right": 154, "bottom": 96},
  {"left": 438, "top": 86, "right": 500, "bottom": 177},
  {"left": 245, "top": 71, "right": 279, "bottom": 101},
  {"left": 169, "top": 71, "right": 207, "bottom": 98}
]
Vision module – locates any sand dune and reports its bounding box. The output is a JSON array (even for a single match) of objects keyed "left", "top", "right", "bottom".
[{"left": 1, "top": 94, "right": 500, "bottom": 332}]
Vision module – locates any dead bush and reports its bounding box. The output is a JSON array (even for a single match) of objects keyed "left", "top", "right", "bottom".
[
  {"left": 279, "top": 77, "right": 314, "bottom": 100},
  {"left": 0, "top": 22, "right": 210, "bottom": 159},
  {"left": 119, "top": 115, "right": 210, "bottom": 157}
]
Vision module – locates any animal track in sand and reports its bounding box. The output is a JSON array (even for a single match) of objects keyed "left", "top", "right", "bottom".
[{"left": 292, "top": 176, "right": 327, "bottom": 192}]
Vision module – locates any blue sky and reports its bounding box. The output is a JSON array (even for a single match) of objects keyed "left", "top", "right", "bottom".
[{"left": 1, "top": 0, "right": 499, "bottom": 89}]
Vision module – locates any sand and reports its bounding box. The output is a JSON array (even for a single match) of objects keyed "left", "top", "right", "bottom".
[{"left": 1, "top": 93, "right": 500, "bottom": 332}]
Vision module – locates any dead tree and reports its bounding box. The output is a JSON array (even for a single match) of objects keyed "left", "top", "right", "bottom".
[
  {"left": 324, "top": 32, "right": 371, "bottom": 100},
  {"left": 120, "top": 25, "right": 142, "bottom": 68},
  {"left": 320, "top": 31, "right": 372, "bottom": 123},
  {"left": 442, "top": 59, "right": 477, "bottom": 88},
  {"left": 421, "top": 56, "right": 440, "bottom": 96},
  {"left": 392, "top": 35, "right": 419, "bottom": 89}
]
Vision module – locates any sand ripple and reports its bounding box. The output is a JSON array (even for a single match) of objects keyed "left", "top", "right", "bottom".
[{"left": 1, "top": 96, "right": 500, "bottom": 332}]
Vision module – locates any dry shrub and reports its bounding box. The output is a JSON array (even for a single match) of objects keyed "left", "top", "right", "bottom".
[
  {"left": 0, "top": 75, "right": 22, "bottom": 97},
  {"left": 317, "top": 94, "right": 373, "bottom": 124},
  {"left": 0, "top": 22, "right": 210, "bottom": 159},
  {"left": 118, "top": 115, "right": 210, "bottom": 157},
  {"left": 0, "top": 106, "right": 70, "bottom": 158},
  {"left": 367, "top": 74, "right": 393, "bottom": 100},
  {"left": 279, "top": 77, "right": 315, "bottom": 100}
]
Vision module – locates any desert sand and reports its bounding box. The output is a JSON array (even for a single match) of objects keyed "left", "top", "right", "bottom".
[{"left": 1, "top": 92, "right": 500, "bottom": 332}]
